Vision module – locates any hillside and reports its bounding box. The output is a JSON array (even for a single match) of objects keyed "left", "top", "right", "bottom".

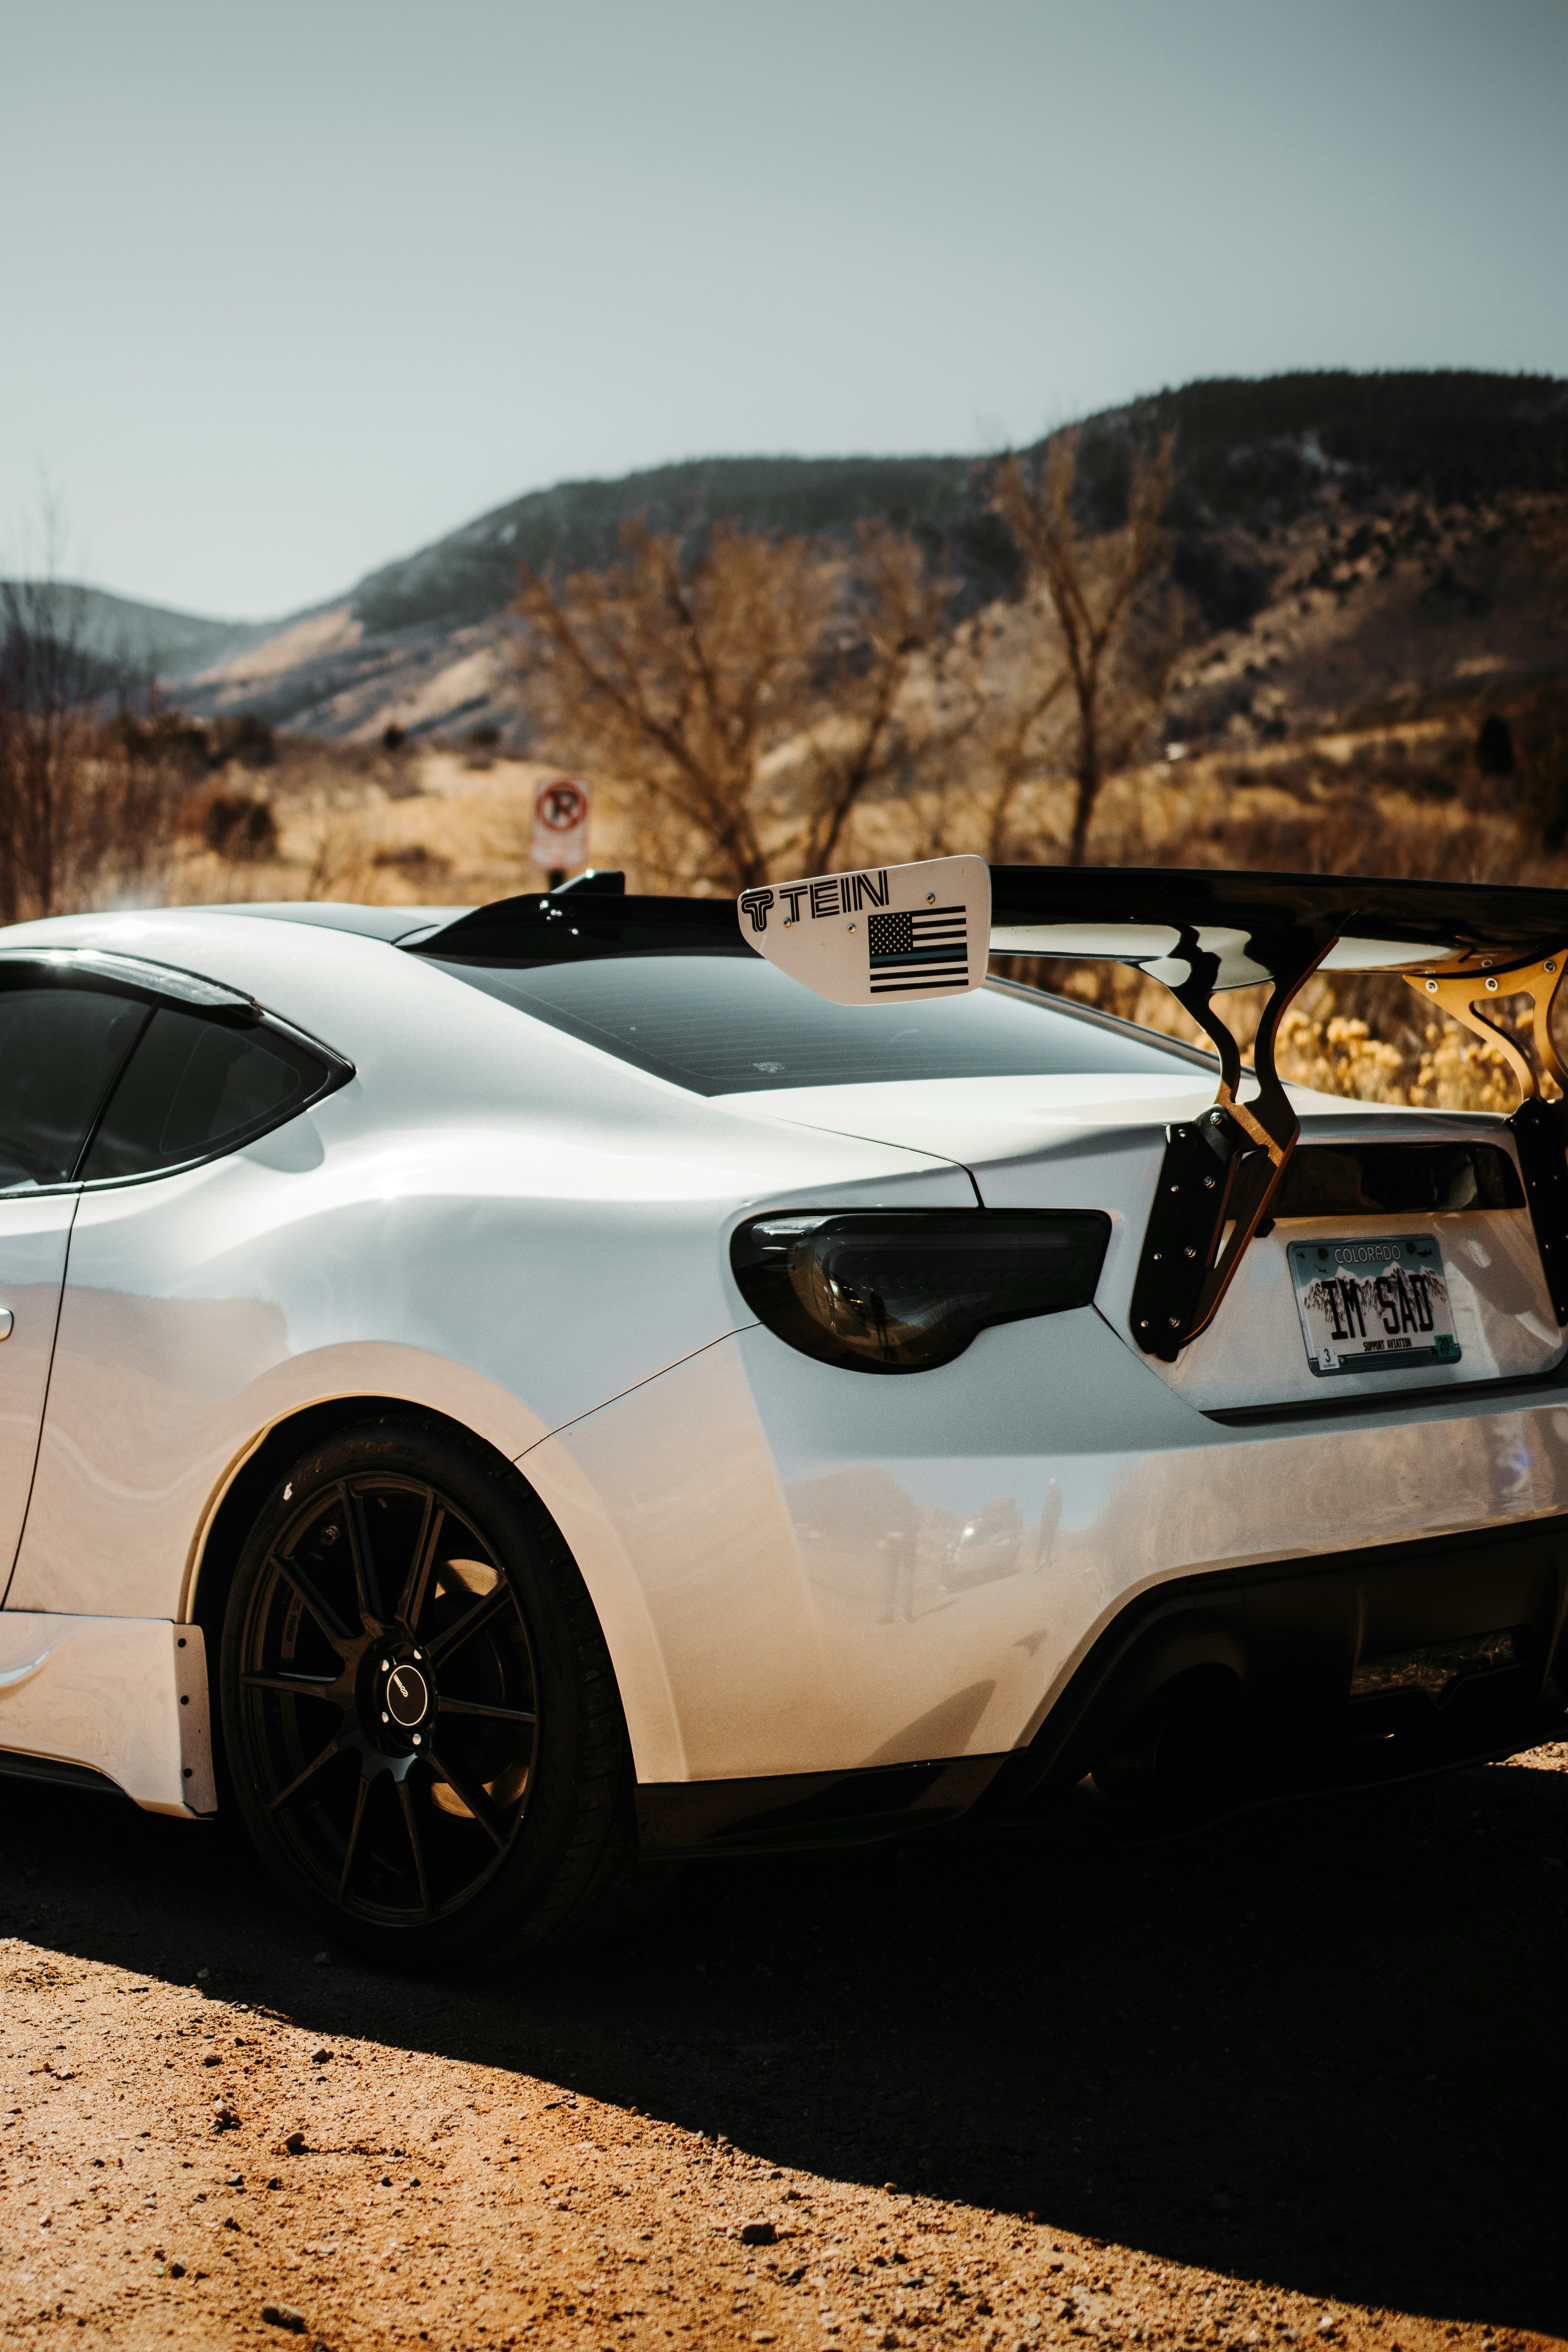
[
  {"left": 351, "top": 452, "right": 1006, "bottom": 636},
  {"left": 0, "top": 581, "right": 262, "bottom": 682},
  {"left": 48, "top": 369, "right": 1568, "bottom": 748},
  {"left": 169, "top": 450, "right": 1015, "bottom": 742}
]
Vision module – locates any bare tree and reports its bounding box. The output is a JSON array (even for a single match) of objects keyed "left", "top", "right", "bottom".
[
  {"left": 0, "top": 578, "right": 86, "bottom": 919},
  {"left": 878, "top": 596, "right": 1068, "bottom": 868},
  {"left": 1527, "top": 490, "right": 1568, "bottom": 586},
  {"left": 0, "top": 576, "right": 188, "bottom": 918},
  {"left": 953, "top": 599, "right": 1070, "bottom": 862},
  {"left": 989, "top": 431, "right": 1175, "bottom": 864},
  {"left": 510, "top": 514, "right": 954, "bottom": 891}
]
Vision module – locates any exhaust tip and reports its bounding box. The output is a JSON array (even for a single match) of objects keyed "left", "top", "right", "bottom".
[{"left": 1086, "top": 1668, "right": 1244, "bottom": 1815}]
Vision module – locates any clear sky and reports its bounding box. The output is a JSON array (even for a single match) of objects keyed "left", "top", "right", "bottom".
[{"left": 3, "top": 0, "right": 1565, "bottom": 620}]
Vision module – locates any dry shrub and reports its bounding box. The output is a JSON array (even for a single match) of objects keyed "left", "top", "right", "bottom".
[
  {"left": 0, "top": 582, "right": 207, "bottom": 915},
  {"left": 1275, "top": 1008, "right": 1516, "bottom": 1111},
  {"left": 373, "top": 842, "right": 452, "bottom": 880},
  {"left": 1160, "top": 796, "right": 1524, "bottom": 886},
  {"left": 202, "top": 791, "right": 278, "bottom": 862},
  {"left": 0, "top": 699, "right": 185, "bottom": 916},
  {"left": 997, "top": 949, "right": 1533, "bottom": 1116},
  {"left": 299, "top": 809, "right": 378, "bottom": 902}
]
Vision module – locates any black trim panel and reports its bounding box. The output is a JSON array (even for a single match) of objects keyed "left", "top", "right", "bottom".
[
  {"left": 636, "top": 1755, "right": 1007, "bottom": 1858},
  {"left": 0, "top": 1750, "right": 123, "bottom": 1798},
  {"left": 1206, "top": 1351, "right": 1568, "bottom": 1428},
  {"left": 1270, "top": 1140, "right": 1523, "bottom": 1218}
]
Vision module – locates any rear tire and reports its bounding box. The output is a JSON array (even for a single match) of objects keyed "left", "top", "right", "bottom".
[{"left": 219, "top": 1414, "right": 659, "bottom": 1971}]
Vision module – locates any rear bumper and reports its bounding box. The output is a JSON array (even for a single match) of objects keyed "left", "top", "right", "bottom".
[
  {"left": 527, "top": 1310, "right": 1568, "bottom": 1789},
  {"left": 984, "top": 1512, "right": 1568, "bottom": 1833},
  {"left": 636, "top": 1515, "right": 1568, "bottom": 1853}
]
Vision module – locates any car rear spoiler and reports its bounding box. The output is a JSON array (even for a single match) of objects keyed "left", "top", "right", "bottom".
[
  {"left": 734, "top": 853, "right": 1568, "bottom": 1358},
  {"left": 417, "top": 861, "right": 1568, "bottom": 1360},
  {"left": 982, "top": 863, "right": 1568, "bottom": 1357}
]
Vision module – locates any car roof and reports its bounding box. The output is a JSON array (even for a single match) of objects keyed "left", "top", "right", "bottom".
[{"left": 181, "top": 901, "right": 472, "bottom": 945}]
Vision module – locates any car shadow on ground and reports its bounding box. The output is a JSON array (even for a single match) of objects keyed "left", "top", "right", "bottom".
[{"left": 2, "top": 1755, "right": 1564, "bottom": 2338}]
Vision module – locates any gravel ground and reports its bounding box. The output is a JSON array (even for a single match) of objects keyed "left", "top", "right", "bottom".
[{"left": 1, "top": 1745, "right": 1565, "bottom": 2352}]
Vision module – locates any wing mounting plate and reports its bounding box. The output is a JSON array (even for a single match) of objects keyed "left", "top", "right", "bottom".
[{"left": 1407, "top": 952, "right": 1568, "bottom": 1329}]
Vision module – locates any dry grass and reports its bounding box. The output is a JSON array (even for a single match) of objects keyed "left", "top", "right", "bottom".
[
  {"left": 1022, "top": 959, "right": 1523, "bottom": 1112},
  {"left": 158, "top": 744, "right": 573, "bottom": 911}
]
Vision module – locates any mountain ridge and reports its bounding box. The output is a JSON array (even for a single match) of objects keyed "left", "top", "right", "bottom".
[
  {"left": 0, "top": 579, "right": 268, "bottom": 683},
  {"left": 15, "top": 369, "right": 1568, "bottom": 745}
]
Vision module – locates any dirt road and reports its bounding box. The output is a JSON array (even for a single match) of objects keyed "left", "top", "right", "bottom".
[{"left": 2, "top": 1747, "right": 1565, "bottom": 2352}]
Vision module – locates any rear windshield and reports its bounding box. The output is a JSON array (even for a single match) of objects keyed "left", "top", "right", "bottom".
[{"left": 425, "top": 954, "right": 1207, "bottom": 1095}]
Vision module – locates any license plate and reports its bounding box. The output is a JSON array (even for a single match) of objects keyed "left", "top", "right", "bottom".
[{"left": 1288, "top": 1234, "right": 1462, "bottom": 1376}]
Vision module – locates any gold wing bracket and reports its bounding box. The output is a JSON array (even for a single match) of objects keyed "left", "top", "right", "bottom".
[
  {"left": 1407, "top": 951, "right": 1568, "bottom": 1328},
  {"left": 1409, "top": 953, "right": 1568, "bottom": 1103}
]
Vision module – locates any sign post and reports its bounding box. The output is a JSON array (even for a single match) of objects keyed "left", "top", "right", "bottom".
[{"left": 531, "top": 778, "right": 591, "bottom": 887}]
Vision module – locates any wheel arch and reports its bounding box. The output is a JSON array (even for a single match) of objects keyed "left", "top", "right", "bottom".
[
  {"left": 196, "top": 1400, "right": 656, "bottom": 1962},
  {"left": 186, "top": 1397, "right": 549, "bottom": 1779}
]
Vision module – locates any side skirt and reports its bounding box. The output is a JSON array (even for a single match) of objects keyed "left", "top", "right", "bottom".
[
  {"left": 0, "top": 1751, "right": 122, "bottom": 1798},
  {"left": 0, "top": 1614, "right": 217, "bottom": 1818}
]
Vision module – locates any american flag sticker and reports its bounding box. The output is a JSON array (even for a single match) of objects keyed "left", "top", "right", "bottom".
[{"left": 867, "top": 904, "right": 970, "bottom": 993}]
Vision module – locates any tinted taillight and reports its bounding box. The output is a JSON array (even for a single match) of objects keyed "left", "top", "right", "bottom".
[{"left": 730, "top": 1209, "right": 1111, "bottom": 1374}]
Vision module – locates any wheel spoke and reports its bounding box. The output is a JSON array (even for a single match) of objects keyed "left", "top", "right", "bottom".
[
  {"left": 243, "top": 1671, "right": 340, "bottom": 1698},
  {"left": 428, "top": 1745, "right": 512, "bottom": 1848},
  {"left": 436, "top": 1695, "right": 536, "bottom": 1725},
  {"left": 397, "top": 1778, "right": 432, "bottom": 1918},
  {"left": 337, "top": 1772, "right": 370, "bottom": 1899},
  {"left": 394, "top": 1496, "right": 446, "bottom": 1634},
  {"left": 426, "top": 1585, "right": 511, "bottom": 1666},
  {"left": 245, "top": 1464, "right": 539, "bottom": 1931},
  {"left": 275, "top": 1557, "right": 354, "bottom": 1650},
  {"left": 266, "top": 1733, "right": 342, "bottom": 1812},
  {"left": 340, "top": 1484, "right": 383, "bottom": 1627}
]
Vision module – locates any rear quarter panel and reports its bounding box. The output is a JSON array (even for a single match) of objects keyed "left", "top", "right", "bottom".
[
  {"left": 0, "top": 911, "right": 972, "bottom": 1635},
  {"left": 525, "top": 1309, "right": 1568, "bottom": 1783}
]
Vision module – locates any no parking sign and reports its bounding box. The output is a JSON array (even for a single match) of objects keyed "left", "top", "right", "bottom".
[{"left": 531, "top": 777, "right": 590, "bottom": 875}]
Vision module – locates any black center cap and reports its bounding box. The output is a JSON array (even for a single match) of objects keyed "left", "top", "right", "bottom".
[{"left": 385, "top": 1664, "right": 430, "bottom": 1730}]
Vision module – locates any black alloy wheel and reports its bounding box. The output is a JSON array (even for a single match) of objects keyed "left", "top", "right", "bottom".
[{"left": 220, "top": 1418, "right": 647, "bottom": 1968}]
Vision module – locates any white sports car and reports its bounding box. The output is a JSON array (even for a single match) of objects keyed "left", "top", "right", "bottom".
[{"left": 1, "top": 857, "right": 1565, "bottom": 1969}]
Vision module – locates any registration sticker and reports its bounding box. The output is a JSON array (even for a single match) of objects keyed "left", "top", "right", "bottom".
[{"left": 1288, "top": 1235, "right": 1462, "bottom": 1377}]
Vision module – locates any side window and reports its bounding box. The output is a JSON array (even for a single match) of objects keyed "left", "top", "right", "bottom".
[
  {"left": 79, "top": 1008, "right": 330, "bottom": 1183},
  {"left": 0, "top": 986, "right": 149, "bottom": 1191}
]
